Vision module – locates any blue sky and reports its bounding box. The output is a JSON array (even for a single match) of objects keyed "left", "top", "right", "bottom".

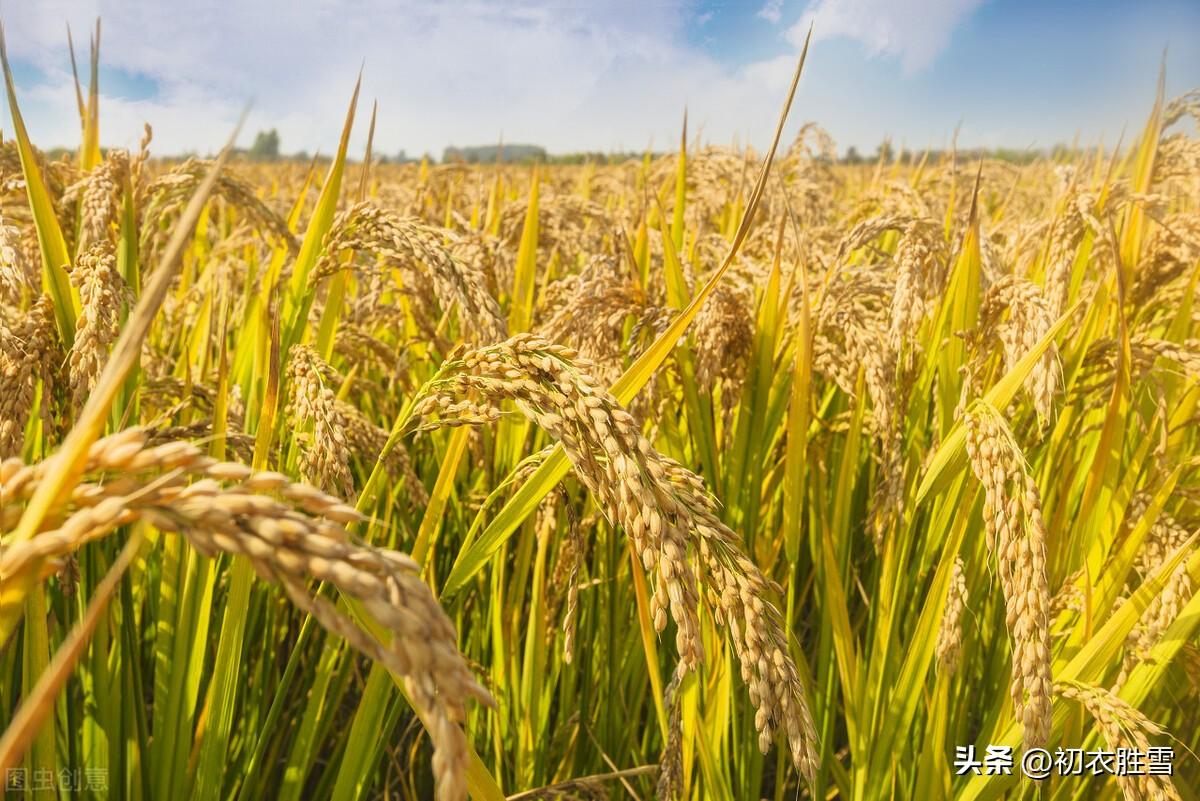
[{"left": 3, "top": 1, "right": 1197, "bottom": 158}]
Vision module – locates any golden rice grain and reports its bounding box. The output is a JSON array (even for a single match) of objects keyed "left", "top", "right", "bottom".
[{"left": 964, "top": 402, "right": 1053, "bottom": 748}]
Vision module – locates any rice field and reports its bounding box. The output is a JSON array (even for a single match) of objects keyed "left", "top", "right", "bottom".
[{"left": 2, "top": 26, "right": 1200, "bottom": 801}]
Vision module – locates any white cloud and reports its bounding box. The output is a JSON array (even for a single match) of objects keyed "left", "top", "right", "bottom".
[
  {"left": 7, "top": 0, "right": 787, "bottom": 157},
  {"left": 758, "top": 0, "right": 785, "bottom": 25},
  {"left": 2, "top": 0, "right": 1159, "bottom": 161},
  {"left": 791, "top": 0, "right": 983, "bottom": 74}
]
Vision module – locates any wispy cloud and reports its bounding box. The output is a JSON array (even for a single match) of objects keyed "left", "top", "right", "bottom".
[
  {"left": 5, "top": 0, "right": 791, "bottom": 156},
  {"left": 0, "top": 0, "right": 1191, "bottom": 160},
  {"left": 791, "top": 0, "right": 984, "bottom": 73},
  {"left": 758, "top": 0, "right": 785, "bottom": 25}
]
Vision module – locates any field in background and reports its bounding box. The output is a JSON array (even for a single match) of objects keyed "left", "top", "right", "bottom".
[{"left": 2, "top": 29, "right": 1200, "bottom": 801}]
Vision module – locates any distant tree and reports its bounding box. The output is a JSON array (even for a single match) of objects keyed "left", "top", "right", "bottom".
[
  {"left": 874, "top": 139, "right": 894, "bottom": 164},
  {"left": 844, "top": 145, "right": 863, "bottom": 164},
  {"left": 249, "top": 129, "right": 280, "bottom": 161},
  {"left": 443, "top": 144, "right": 546, "bottom": 164}
]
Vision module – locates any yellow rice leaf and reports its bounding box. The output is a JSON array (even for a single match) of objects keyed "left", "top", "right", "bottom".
[{"left": 0, "top": 24, "right": 79, "bottom": 344}]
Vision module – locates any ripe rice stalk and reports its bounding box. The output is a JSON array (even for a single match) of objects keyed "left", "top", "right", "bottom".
[
  {"left": 68, "top": 242, "right": 130, "bottom": 410},
  {"left": 964, "top": 401, "right": 1053, "bottom": 748},
  {"left": 1, "top": 22, "right": 1199, "bottom": 801},
  {"left": 1055, "top": 680, "right": 1181, "bottom": 801},
  {"left": 976, "top": 275, "right": 1061, "bottom": 427},
  {"left": 407, "top": 333, "right": 820, "bottom": 783},
  {"left": 0, "top": 296, "right": 56, "bottom": 458},
  {"left": 936, "top": 556, "right": 968, "bottom": 675},
  {"left": 313, "top": 201, "right": 506, "bottom": 344},
  {"left": 0, "top": 429, "right": 492, "bottom": 801}
]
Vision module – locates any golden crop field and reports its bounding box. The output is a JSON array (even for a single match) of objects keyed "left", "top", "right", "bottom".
[{"left": 1, "top": 26, "right": 1199, "bottom": 801}]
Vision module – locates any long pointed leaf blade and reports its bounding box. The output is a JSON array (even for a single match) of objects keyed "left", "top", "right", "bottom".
[
  {"left": 0, "top": 23, "right": 79, "bottom": 343},
  {"left": 442, "top": 30, "right": 812, "bottom": 598}
]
